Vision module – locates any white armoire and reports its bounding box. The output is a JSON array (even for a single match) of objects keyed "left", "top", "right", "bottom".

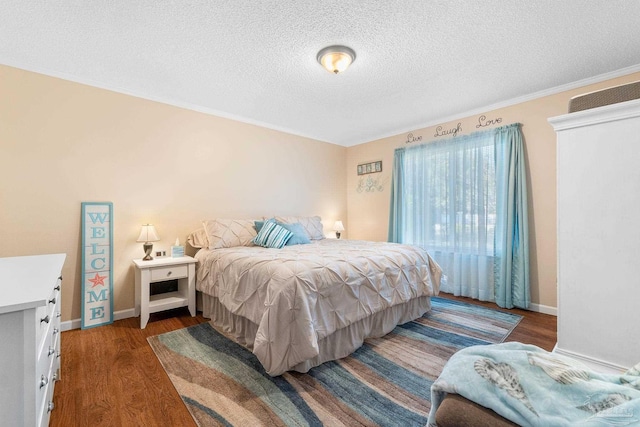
[{"left": 549, "top": 98, "right": 640, "bottom": 372}]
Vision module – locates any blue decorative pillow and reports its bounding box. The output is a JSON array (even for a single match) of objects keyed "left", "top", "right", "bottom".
[
  {"left": 253, "top": 220, "right": 293, "bottom": 248},
  {"left": 277, "top": 221, "right": 311, "bottom": 246},
  {"left": 254, "top": 218, "right": 275, "bottom": 233}
]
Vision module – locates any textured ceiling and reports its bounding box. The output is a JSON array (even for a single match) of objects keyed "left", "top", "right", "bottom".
[{"left": 2, "top": 1, "right": 640, "bottom": 146}]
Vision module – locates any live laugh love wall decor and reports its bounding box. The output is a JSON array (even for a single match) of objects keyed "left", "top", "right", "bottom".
[{"left": 403, "top": 114, "right": 503, "bottom": 144}]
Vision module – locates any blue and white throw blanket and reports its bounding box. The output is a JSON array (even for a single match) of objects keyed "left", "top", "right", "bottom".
[{"left": 428, "top": 342, "right": 640, "bottom": 426}]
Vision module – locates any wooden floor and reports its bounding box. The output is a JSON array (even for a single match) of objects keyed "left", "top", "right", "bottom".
[{"left": 50, "top": 294, "right": 556, "bottom": 427}]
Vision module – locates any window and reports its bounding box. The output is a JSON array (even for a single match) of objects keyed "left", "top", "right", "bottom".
[
  {"left": 389, "top": 124, "right": 529, "bottom": 308},
  {"left": 402, "top": 136, "right": 496, "bottom": 254}
]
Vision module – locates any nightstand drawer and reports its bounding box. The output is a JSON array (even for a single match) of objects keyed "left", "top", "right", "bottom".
[{"left": 150, "top": 265, "right": 188, "bottom": 282}]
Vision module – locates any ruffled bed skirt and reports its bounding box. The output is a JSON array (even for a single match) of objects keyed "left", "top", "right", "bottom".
[{"left": 202, "top": 294, "right": 432, "bottom": 374}]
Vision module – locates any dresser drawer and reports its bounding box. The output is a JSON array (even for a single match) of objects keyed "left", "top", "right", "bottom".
[
  {"left": 35, "top": 331, "right": 57, "bottom": 427},
  {"left": 150, "top": 265, "right": 188, "bottom": 282},
  {"left": 35, "top": 372, "right": 51, "bottom": 427},
  {"left": 36, "top": 286, "right": 61, "bottom": 416},
  {"left": 38, "top": 374, "right": 56, "bottom": 427},
  {"left": 36, "top": 280, "right": 61, "bottom": 350},
  {"left": 36, "top": 318, "right": 58, "bottom": 385}
]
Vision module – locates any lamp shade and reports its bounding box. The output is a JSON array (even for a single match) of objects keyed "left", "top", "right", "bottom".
[
  {"left": 136, "top": 224, "right": 160, "bottom": 242},
  {"left": 317, "top": 45, "right": 356, "bottom": 74},
  {"left": 333, "top": 221, "right": 345, "bottom": 232}
]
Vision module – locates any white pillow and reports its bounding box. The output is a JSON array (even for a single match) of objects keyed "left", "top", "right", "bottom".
[
  {"left": 186, "top": 227, "right": 209, "bottom": 249},
  {"left": 274, "top": 215, "right": 325, "bottom": 240},
  {"left": 202, "top": 219, "right": 257, "bottom": 249}
]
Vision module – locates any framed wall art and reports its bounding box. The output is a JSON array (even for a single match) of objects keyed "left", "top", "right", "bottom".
[{"left": 357, "top": 160, "right": 382, "bottom": 176}]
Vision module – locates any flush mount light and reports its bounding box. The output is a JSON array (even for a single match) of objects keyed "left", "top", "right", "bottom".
[{"left": 317, "top": 45, "right": 356, "bottom": 74}]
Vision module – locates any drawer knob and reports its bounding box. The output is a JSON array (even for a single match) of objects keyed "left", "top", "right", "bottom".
[
  {"left": 57, "top": 351, "right": 61, "bottom": 359},
  {"left": 40, "top": 375, "right": 48, "bottom": 389},
  {"left": 56, "top": 311, "right": 61, "bottom": 318},
  {"left": 48, "top": 346, "right": 56, "bottom": 357},
  {"left": 58, "top": 275, "right": 63, "bottom": 281},
  {"left": 41, "top": 315, "right": 50, "bottom": 324},
  {"left": 49, "top": 297, "right": 56, "bottom": 304},
  {"left": 167, "top": 271, "right": 173, "bottom": 276},
  {"left": 47, "top": 401, "right": 55, "bottom": 412},
  {"left": 53, "top": 327, "right": 59, "bottom": 335},
  {"left": 54, "top": 284, "right": 61, "bottom": 291},
  {"left": 53, "top": 372, "right": 59, "bottom": 382}
]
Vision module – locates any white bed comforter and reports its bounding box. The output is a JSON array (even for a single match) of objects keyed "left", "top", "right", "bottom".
[{"left": 195, "top": 239, "right": 442, "bottom": 375}]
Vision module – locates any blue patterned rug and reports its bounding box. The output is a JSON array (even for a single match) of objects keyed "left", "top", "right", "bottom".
[{"left": 148, "top": 297, "right": 522, "bottom": 426}]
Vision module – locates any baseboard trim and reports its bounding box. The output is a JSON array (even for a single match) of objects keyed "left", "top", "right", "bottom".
[
  {"left": 60, "top": 297, "right": 556, "bottom": 330},
  {"left": 60, "top": 308, "right": 136, "bottom": 331},
  {"left": 528, "top": 302, "right": 557, "bottom": 316},
  {"left": 61, "top": 292, "right": 206, "bottom": 331},
  {"left": 552, "top": 345, "right": 628, "bottom": 374}
]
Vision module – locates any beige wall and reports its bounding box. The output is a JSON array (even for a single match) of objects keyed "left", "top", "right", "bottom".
[
  {"left": 346, "top": 71, "right": 640, "bottom": 310},
  {"left": 0, "top": 65, "right": 347, "bottom": 322}
]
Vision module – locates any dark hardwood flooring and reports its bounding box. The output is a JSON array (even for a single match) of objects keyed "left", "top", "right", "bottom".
[
  {"left": 440, "top": 294, "right": 557, "bottom": 351},
  {"left": 50, "top": 294, "right": 556, "bottom": 427},
  {"left": 50, "top": 309, "right": 208, "bottom": 427}
]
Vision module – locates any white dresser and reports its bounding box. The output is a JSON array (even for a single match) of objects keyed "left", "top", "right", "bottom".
[
  {"left": 0, "top": 253, "right": 66, "bottom": 426},
  {"left": 550, "top": 99, "right": 640, "bottom": 372}
]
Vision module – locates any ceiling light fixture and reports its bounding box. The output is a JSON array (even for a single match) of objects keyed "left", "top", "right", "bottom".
[{"left": 317, "top": 45, "right": 356, "bottom": 74}]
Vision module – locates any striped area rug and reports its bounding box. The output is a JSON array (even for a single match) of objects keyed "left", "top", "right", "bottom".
[{"left": 148, "top": 297, "right": 522, "bottom": 427}]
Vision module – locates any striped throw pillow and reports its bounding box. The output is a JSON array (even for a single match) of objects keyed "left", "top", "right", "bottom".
[{"left": 252, "top": 220, "right": 293, "bottom": 248}]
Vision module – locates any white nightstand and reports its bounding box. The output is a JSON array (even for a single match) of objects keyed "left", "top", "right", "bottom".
[{"left": 133, "top": 256, "right": 197, "bottom": 329}]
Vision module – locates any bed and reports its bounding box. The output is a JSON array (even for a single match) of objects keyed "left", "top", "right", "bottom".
[{"left": 189, "top": 216, "right": 442, "bottom": 376}]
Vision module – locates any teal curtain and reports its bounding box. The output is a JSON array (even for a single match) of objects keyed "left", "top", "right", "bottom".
[
  {"left": 493, "top": 124, "right": 529, "bottom": 309},
  {"left": 388, "top": 148, "right": 405, "bottom": 243},
  {"left": 388, "top": 123, "right": 529, "bottom": 309}
]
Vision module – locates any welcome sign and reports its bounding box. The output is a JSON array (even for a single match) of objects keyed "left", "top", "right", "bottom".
[{"left": 81, "top": 202, "right": 114, "bottom": 329}]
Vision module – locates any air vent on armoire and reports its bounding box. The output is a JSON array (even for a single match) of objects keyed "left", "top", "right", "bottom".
[{"left": 568, "top": 80, "right": 640, "bottom": 113}]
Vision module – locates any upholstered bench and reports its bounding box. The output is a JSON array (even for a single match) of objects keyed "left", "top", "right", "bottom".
[{"left": 435, "top": 393, "right": 517, "bottom": 426}]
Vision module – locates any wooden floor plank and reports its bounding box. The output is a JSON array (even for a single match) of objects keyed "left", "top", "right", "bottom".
[{"left": 49, "top": 295, "right": 557, "bottom": 426}]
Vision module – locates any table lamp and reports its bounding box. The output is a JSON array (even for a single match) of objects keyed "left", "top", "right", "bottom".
[
  {"left": 137, "top": 224, "right": 160, "bottom": 260},
  {"left": 333, "top": 221, "right": 345, "bottom": 239}
]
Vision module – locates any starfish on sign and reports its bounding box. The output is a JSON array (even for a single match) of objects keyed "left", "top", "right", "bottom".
[{"left": 88, "top": 273, "right": 107, "bottom": 287}]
